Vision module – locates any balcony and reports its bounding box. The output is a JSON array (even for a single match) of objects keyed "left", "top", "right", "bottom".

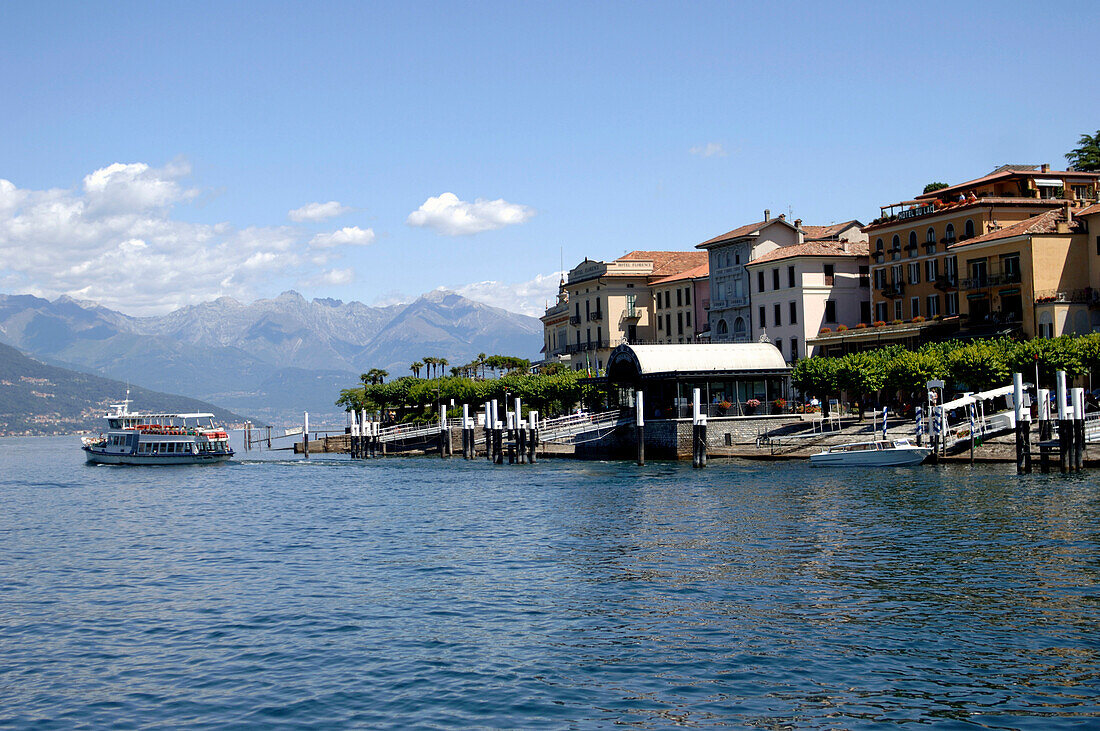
[
  {"left": 727, "top": 295, "right": 749, "bottom": 308},
  {"left": 880, "top": 282, "right": 905, "bottom": 298},
  {"left": 621, "top": 307, "right": 640, "bottom": 319},
  {"left": 562, "top": 339, "right": 613, "bottom": 355},
  {"left": 933, "top": 274, "right": 958, "bottom": 291},
  {"left": 709, "top": 299, "right": 727, "bottom": 310},
  {"left": 586, "top": 310, "right": 603, "bottom": 322},
  {"left": 1035, "top": 288, "right": 1097, "bottom": 305},
  {"left": 960, "top": 269, "right": 1022, "bottom": 290},
  {"left": 569, "top": 315, "right": 582, "bottom": 325}
]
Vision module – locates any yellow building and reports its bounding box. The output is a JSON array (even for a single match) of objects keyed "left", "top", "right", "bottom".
[
  {"left": 541, "top": 251, "right": 707, "bottom": 372},
  {"left": 865, "top": 164, "right": 1099, "bottom": 331}
]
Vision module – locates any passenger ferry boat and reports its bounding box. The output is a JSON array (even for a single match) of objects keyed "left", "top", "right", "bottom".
[
  {"left": 82, "top": 396, "right": 234, "bottom": 465},
  {"left": 809, "top": 438, "right": 931, "bottom": 467}
]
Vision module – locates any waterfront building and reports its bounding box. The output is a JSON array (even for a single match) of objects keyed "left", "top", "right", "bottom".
[
  {"left": 743, "top": 239, "right": 870, "bottom": 362},
  {"left": 649, "top": 261, "right": 710, "bottom": 344},
  {"left": 815, "top": 164, "right": 1100, "bottom": 354},
  {"left": 605, "top": 342, "right": 790, "bottom": 417},
  {"left": 540, "top": 280, "right": 571, "bottom": 367},
  {"left": 542, "top": 250, "right": 707, "bottom": 372},
  {"left": 696, "top": 211, "right": 864, "bottom": 343}
]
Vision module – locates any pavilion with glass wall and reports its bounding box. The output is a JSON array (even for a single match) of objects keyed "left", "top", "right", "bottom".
[{"left": 605, "top": 343, "right": 791, "bottom": 418}]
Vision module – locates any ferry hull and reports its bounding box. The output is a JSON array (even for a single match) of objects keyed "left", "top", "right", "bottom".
[
  {"left": 810, "top": 447, "right": 930, "bottom": 467},
  {"left": 83, "top": 448, "right": 233, "bottom": 466}
]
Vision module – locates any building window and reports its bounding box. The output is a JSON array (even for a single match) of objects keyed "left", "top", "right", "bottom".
[
  {"left": 677, "top": 312, "right": 683, "bottom": 335},
  {"left": 894, "top": 300, "right": 903, "bottom": 320},
  {"left": 946, "top": 292, "right": 959, "bottom": 315},
  {"left": 891, "top": 234, "right": 901, "bottom": 251},
  {"left": 666, "top": 291, "right": 672, "bottom": 309},
  {"left": 735, "top": 252, "right": 741, "bottom": 265},
  {"left": 964, "top": 219, "right": 975, "bottom": 238},
  {"left": 908, "top": 262, "right": 920, "bottom": 284},
  {"left": 1038, "top": 312, "right": 1054, "bottom": 338},
  {"left": 926, "top": 227, "right": 936, "bottom": 243},
  {"left": 908, "top": 230, "right": 917, "bottom": 250},
  {"left": 759, "top": 306, "right": 766, "bottom": 329},
  {"left": 665, "top": 314, "right": 671, "bottom": 334},
  {"left": 684, "top": 288, "right": 691, "bottom": 305},
  {"left": 774, "top": 303, "right": 781, "bottom": 327},
  {"left": 875, "top": 238, "right": 884, "bottom": 252},
  {"left": 757, "top": 271, "right": 765, "bottom": 293},
  {"left": 775, "top": 339, "right": 783, "bottom": 358},
  {"left": 824, "top": 263, "right": 834, "bottom": 285},
  {"left": 657, "top": 315, "right": 662, "bottom": 332},
  {"left": 686, "top": 311, "right": 691, "bottom": 327},
  {"left": 944, "top": 255, "right": 957, "bottom": 279},
  {"left": 824, "top": 300, "right": 836, "bottom": 322},
  {"left": 875, "top": 302, "right": 888, "bottom": 322},
  {"left": 874, "top": 269, "right": 886, "bottom": 288},
  {"left": 788, "top": 266, "right": 795, "bottom": 288},
  {"left": 790, "top": 338, "right": 798, "bottom": 361},
  {"left": 676, "top": 289, "right": 682, "bottom": 307},
  {"left": 925, "top": 259, "right": 938, "bottom": 281},
  {"left": 891, "top": 264, "right": 903, "bottom": 283},
  {"left": 789, "top": 301, "right": 797, "bottom": 324},
  {"left": 945, "top": 223, "right": 955, "bottom": 242},
  {"left": 733, "top": 317, "right": 746, "bottom": 338},
  {"left": 716, "top": 319, "right": 728, "bottom": 335},
  {"left": 910, "top": 297, "right": 919, "bottom": 318},
  {"left": 772, "top": 268, "right": 780, "bottom": 290},
  {"left": 927, "top": 294, "right": 940, "bottom": 317},
  {"left": 1096, "top": 236, "right": 1100, "bottom": 256}
]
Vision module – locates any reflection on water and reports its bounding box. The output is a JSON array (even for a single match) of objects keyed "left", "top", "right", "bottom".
[{"left": 1, "top": 437, "right": 1097, "bottom": 727}]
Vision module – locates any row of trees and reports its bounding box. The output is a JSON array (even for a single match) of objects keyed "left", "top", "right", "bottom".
[
  {"left": 361, "top": 353, "right": 533, "bottom": 383},
  {"left": 338, "top": 366, "right": 592, "bottom": 422},
  {"left": 792, "top": 334, "right": 1100, "bottom": 414}
]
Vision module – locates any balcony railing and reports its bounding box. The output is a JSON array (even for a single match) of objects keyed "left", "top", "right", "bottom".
[
  {"left": 960, "top": 270, "right": 1022, "bottom": 290},
  {"left": 1034, "top": 288, "right": 1097, "bottom": 305},
  {"left": 709, "top": 299, "right": 727, "bottom": 310},
  {"left": 933, "top": 274, "right": 958, "bottom": 291},
  {"left": 569, "top": 315, "right": 582, "bottom": 325},
  {"left": 587, "top": 310, "right": 603, "bottom": 322},
  {"left": 880, "top": 282, "right": 905, "bottom": 298},
  {"left": 621, "top": 307, "right": 640, "bottom": 319},
  {"left": 562, "top": 340, "right": 613, "bottom": 355},
  {"left": 727, "top": 295, "right": 749, "bottom": 308}
]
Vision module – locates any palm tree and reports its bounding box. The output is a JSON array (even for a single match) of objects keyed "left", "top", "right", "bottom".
[
  {"left": 438, "top": 357, "right": 449, "bottom": 377},
  {"left": 376, "top": 369, "right": 388, "bottom": 384},
  {"left": 361, "top": 368, "right": 389, "bottom": 386},
  {"left": 477, "top": 353, "right": 487, "bottom": 380},
  {"left": 410, "top": 361, "right": 423, "bottom": 378},
  {"left": 422, "top": 356, "right": 435, "bottom": 379}
]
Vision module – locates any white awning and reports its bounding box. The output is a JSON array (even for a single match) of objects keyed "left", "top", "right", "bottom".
[{"left": 1035, "top": 178, "right": 1062, "bottom": 187}]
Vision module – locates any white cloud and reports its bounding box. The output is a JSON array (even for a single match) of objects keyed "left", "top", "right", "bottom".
[
  {"left": 288, "top": 200, "right": 351, "bottom": 222},
  {"left": 689, "top": 142, "right": 727, "bottom": 158},
  {"left": 0, "top": 161, "right": 349, "bottom": 315},
  {"left": 407, "top": 192, "right": 534, "bottom": 236},
  {"left": 451, "top": 271, "right": 563, "bottom": 317},
  {"left": 301, "top": 267, "right": 355, "bottom": 287},
  {"left": 308, "top": 226, "right": 376, "bottom": 249}
]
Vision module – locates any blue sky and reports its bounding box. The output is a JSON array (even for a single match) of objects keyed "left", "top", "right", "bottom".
[{"left": 1, "top": 1, "right": 1097, "bottom": 315}]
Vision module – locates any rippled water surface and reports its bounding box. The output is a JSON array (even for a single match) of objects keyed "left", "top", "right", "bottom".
[{"left": 1, "top": 436, "right": 1099, "bottom": 728}]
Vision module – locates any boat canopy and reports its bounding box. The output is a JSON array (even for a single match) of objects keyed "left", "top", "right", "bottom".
[
  {"left": 606, "top": 343, "right": 788, "bottom": 382},
  {"left": 940, "top": 385, "right": 1015, "bottom": 411}
]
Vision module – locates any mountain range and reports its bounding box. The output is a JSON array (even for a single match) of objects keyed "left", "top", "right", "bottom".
[
  {"left": 0, "top": 341, "right": 245, "bottom": 436},
  {"left": 0, "top": 290, "right": 541, "bottom": 424}
]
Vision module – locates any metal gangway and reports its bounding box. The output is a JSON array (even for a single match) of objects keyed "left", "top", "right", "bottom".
[
  {"left": 937, "top": 384, "right": 1016, "bottom": 451},
  {"left": 537, "top": 409, "right": 631, "bottom": 444}
]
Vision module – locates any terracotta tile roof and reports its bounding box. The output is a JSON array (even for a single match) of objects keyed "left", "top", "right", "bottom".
[
  {"left": 649, "top": 261, "right": 710, "bottom": 285},
  {"left": 1076, "top": 202, "right": 1100, "bottom": 217},
  {"left": 746, "top": 240, "right": 869, "bottom": 266},
  {"left": 949, "top": 209, "right": 1082, "bottom": 248},
  {"left": 695, "top": 219, "right": 769, "bottom": 248},
  {"left": 800, "top": 220, "right": 861, "bottom": 239},
  {"left": 615, "top": 250, "right": 709, "bottom": 278}
]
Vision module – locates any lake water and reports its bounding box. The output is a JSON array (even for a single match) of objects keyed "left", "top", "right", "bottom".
[{"left": 1, "top": 436, "right": 1098, "bottom": 728}]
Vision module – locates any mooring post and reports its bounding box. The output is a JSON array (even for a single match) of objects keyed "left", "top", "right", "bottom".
[
  {"left": 350, "top": 413, "right": 359, "bottom": 459},
  {"left": 1037, "top": 388, "right": 1052, "bottom": 442},
  {"left": 439, "top": 405, "right": 449, "bottom": 458},
  {"left": 692, "top": 388, "right": 706, "bottom": 468},
  {"left": 303, "top": 411, "right": 309, "bottom": 459},
  {"left": 1014, "top": 373, "right": 1025, "bottom": 474},
  {"left": 1022, "top": 408, "right": 1033, "bottom": 473},
  {"left": 1057, "top": 370, "right": 1069, "bottom": 474},
  {"left": 528, "top": 411, "right": 538, "bottom": 463},
  {"left": 929, "top": 405, "right": 940, "bottom": 464},
  {"left": 1072, "top": 387, "right": 1085, "bottom": 472},
  {"left": 485, "top": 401, "right": 493, "bottom": 462},
  {"left": 635, "top": 390, "right": 645, "bottom": 466}
]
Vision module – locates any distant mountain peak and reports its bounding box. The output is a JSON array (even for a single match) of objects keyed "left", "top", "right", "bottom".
[{"left": 313, "top": 297, "right": 345, "bottom": 308}]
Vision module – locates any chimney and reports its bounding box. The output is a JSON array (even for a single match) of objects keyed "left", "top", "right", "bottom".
[
  {"left": 794, "top": 218, "right": 802, "bottom": 229},
  {"left": 1057, "top": 202, "right": 1072, "bottom": 233},
  {"left": 1041, "top": 163, "right": 1050, "bottom": 173},
  {"left": 764, "top": 209, "right": 770, "bottom": 221},
  {"left": 778, "top": 213, "right": 786, "bottom": 221},
  {"left": 842, "top": 240, "right": 849, "bottom": 253}
]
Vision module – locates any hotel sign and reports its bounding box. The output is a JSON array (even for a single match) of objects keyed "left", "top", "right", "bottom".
[{"left": 897, "top": 204, "right": 936, "bottom": 220}]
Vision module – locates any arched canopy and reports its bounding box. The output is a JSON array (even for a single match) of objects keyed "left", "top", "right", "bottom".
[{"left": 606, "top": 343, "right": 789, "bottom": 383}]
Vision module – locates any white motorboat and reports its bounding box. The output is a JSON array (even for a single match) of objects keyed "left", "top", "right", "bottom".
[
  {"left": 809, "top": 438, "right": 930, "bottom": 467},
  {"left": 82, "top": 396, "right": 234, "bottom": 466}
]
